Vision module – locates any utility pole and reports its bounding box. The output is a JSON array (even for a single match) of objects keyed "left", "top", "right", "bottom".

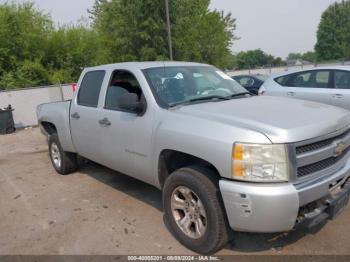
[{"left": 165, "top": 0, "right": 173, "bottom": 60}]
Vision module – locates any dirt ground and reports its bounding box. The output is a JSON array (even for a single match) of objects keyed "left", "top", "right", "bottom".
[{"left": 0, "top": 128, "right": 349, "bottom": 255}]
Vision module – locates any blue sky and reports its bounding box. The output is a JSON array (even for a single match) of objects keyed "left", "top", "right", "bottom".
[{"left": 1, "top": 0, "right": 341, "bottom": 58}]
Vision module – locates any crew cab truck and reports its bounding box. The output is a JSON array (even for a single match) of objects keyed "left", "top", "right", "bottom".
[{"left": 37, "top": 62, "right": 350, "bottom": 254}]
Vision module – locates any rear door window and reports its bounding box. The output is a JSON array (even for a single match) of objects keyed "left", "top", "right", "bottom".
[
  {"left": 286, "top": 70, "right": 331, "bottom": 88},
  {"left": 77, "top": 71, "right": 106, "bottom": 107},
  {"left": 290, "top": 72, "right": 312, "bottom": 87},
  {"left": 335, "top": 70, "right": 350, "bottom": 89},
  {"left": 314, "top": 71, "right": 331, "bottom": 88}
]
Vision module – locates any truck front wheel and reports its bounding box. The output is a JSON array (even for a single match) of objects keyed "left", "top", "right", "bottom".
[
  {"left": 163, "top": 166, "right": 230, "bottom": 254},
  {"left": 48, "top": 133, "right": 78, "bottom": 175}
]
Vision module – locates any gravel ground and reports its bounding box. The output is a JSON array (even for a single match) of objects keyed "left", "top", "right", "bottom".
[{"left": 0, "top": 128, "right": 349, "bottom": 255}]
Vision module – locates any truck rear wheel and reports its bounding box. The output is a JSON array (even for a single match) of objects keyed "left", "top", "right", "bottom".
[
  {"left": 48, "top": 133, "right": 78, "bottom": 175},
  {"left": 163, "top": 166, "right": 230, "bottom": 254}
]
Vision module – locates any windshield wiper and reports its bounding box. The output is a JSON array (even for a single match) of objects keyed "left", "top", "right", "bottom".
[
  {"left": 228, "top": 92, "right": 252, "bottom": 98},
  {"left": 169, "top": 95, "right": 230, "bottom": 107},
  {"left": 188, "top": 95, "right": 231, "bottom": 103},
  {"left": 168, "top": 93, "right": 252, "bottom": 108}
]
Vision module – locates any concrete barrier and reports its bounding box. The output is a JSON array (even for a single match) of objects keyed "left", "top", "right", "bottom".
[{"left": 0, "top": 84, "right": 74, "bottom": 128}]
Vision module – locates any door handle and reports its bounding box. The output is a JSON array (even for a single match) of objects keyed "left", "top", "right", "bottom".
[
  {"left": 71, "top": 112, "right": 80, "bottom": 119},
  {"left": 332, "top": 94, "right": 344, "bottom": 99},
  {"left": 98, "top": 118, "right": 111, "bottom": 126},
  {"left": 287, "top": 92, "right": 295, "bottom": 96}
]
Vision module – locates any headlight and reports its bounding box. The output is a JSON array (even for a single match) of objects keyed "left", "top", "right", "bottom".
[{"left": 232, "top": 143, "right": 289, "bottom": 182}]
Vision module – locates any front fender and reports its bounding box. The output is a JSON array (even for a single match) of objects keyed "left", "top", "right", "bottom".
[{"left": 153, "top": 111, "right": 271, "bottom": 185}]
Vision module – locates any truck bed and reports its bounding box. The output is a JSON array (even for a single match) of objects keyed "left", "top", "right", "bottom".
[{"left": 36, "top": 100, "right": 76, "bottom": 153}]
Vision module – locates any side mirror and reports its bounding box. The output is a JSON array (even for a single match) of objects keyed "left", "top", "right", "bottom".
[{"left": 118, "top": 93, "right": 145, "bottom": 115}]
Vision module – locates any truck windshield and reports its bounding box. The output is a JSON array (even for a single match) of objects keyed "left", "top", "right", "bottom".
[{"left": 143, "top": 66, "right": 248, "bottom": 107}]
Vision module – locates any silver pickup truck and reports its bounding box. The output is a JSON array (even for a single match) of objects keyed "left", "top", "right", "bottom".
[{"left": 37, "top": 62, "right": 350, "bottom": 254}]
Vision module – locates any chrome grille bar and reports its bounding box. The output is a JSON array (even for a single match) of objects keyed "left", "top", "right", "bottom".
[{"left": 294, "top": 127, "right": 350, "bottom": 179}]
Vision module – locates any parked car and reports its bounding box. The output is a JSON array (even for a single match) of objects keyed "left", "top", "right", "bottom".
[
  {"left": 37, "top": 62, "right": 350, "bottom": 254},
  {"left": 233, "top": 74, "right": 268, "bottom": 94},
  {"left": 259, "top": 66, "right": 350, "bottom": 110}
]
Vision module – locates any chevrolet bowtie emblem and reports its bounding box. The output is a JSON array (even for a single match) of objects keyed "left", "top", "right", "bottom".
[{"left": 335, "top": 142, "right": 345, "bottom": 157}]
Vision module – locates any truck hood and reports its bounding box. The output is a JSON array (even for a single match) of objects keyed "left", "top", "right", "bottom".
[{"left": 175, "top": 96, "right": 350, "bottom": 143}]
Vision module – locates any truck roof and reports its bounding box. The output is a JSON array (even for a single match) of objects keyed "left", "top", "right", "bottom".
[{"left": 84, "top": 61, "right": 210, "bottom": 71}]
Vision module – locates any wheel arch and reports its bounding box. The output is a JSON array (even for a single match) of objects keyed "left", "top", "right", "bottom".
[
  {"left": 158, "top": 149, "right": 221, "bottom": 189},
  {"left": 40, "top": 121, "right": 57, "bottom": 135}
]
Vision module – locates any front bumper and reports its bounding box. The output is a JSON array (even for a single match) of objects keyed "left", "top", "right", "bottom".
[{"left": 219, "top": 157, "right": 350, "bottom": 233}]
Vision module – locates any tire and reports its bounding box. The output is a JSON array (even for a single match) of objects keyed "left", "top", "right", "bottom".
[
  {"left": 48, "top": 133, "right": 78, "bottom": 175},
  {"left": 163, "top": 166, "right": 230, "bottom": 255}
]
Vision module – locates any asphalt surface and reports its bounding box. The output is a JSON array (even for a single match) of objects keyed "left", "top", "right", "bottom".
[{"left": 0, "top": 128, "right": 349, "bottom": 255}]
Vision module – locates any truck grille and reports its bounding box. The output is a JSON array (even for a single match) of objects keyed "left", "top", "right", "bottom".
[
  {"left": 295, "top": 128, "right": 350, "bottom": 179},
  {"left": 296, "top": 129, "right": 350, "bottom": 155},
  {"left": 297, "top": 147, "right": 350, "bottom": 177}
]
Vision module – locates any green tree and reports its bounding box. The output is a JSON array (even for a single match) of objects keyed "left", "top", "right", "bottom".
[
  {"left": 0, "top": 2, "right": 53, "bottom": 88},
  {"left": 272, "top": 57, "right": 284, "bottom": 67},
  {"left": 0, "top": 2, "right": 102, "bottom": 88},
  {"left": 45, "top": 25, "right": 101, "bottom": 84},
  {"left": 0, "top": 0, "right": 239, "bottom": 89},
  {"left": 315, "top": 0, "right": 350, "bottom": 60},
  {"left": 90, "top": 0, "right": 169, "bottom": 62},
  {"left": 171, "top": 0, "right": 237, "bottom": 68},
  {"left": 0, "top": 60, "right": 50, "bottom": 89},
  {"left": 225, "top": 52, "right": 238, "bottom": 69},
  {"left": 90, "top": 0, "right": 237, "bottom": 68},
  {"left": 236, "top": 49, "right": 281, "bottom": 69},
  {"left": 302, "top": 51, "right": 317, "bottom": 62},
  {"left": 286, "top": 53, "right": 303, "bottom": 61},
  {"left": 286, "top": 51, "right": 317, "bottom": 63}
]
